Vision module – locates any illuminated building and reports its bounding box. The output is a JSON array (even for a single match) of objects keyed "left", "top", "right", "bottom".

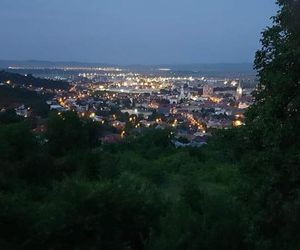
[
  {"left": 178, "top": 86, "right": 185, "bottom": 101},
  {"left": 203, "top": 84, "right": 214, "bottom": 97},
  {"left": 236, "top": 83, "right": 243, "bottom": 100}
]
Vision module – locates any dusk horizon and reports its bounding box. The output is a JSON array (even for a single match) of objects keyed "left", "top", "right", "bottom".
[
  {"left": 1, "top": 0, "right": 277, "bottom": 64},
  {"left": 0, "top": 58, "right": 255, "bottom": 66}
]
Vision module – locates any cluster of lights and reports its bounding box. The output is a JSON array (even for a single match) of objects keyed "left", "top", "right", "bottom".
[
  {"left": 172, "top": 119, "right": 178, "bottom": 127},
  {"left": 233, "top": 120, "right": 244, "bottom": 127},
  {"left": 186, "top": 114, "right": 205, "bottom": 132},
  {"left": 209, "top": 96, "right": 222, "bottom": 104}
]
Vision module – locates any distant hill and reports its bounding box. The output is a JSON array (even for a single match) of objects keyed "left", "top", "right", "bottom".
[
  {"left": 0, "top": 70, "right": 70, "bottom": 90},
  {"left": 0, "top": 85, "right": 51, "bottom": 116},
  {"left": 0, "top": 60, "right": 254, "bottom": 73},
  {"left": 168, "top": 63, "right": 254, "bottom": 73},
  {"left": 0, "top": 60, "right": 115, "bottom": 69}
]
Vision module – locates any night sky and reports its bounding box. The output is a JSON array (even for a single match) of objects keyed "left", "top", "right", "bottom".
[{"left": 0, "top": 0, "right": 277, "bottom": 64}]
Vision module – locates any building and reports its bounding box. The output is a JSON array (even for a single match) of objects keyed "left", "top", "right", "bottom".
[
  {"left": 168, "top": 96, "right": 178, "bottom": 105},
  {"left": 178, "top": 86, "right": 185, "bottom": 101},
  {"left": 203, "top": 84, "right": 214, "bottom": 97},
  {"left": 236, "top": 83, "right": 243, "bottom": 100},
  {"left": 15, "top": 105, "right": 30, "bottom": 118}
]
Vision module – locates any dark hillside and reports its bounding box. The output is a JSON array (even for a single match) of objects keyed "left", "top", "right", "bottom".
[
  {"left": 0, "top": 71, "right": 69, "bottom": 90},
  {"left": 0, "top": 85, "right": 50, "bottom": 116}
]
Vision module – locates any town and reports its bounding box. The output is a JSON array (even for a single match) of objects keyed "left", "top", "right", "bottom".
[{"left": 1, "top": 66, "right": 255, "bottom": 146}]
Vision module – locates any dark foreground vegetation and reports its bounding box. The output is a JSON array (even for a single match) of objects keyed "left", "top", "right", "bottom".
[
  {"left": 0, "top": 1, "right": 299, "bottom": 249},
  {"left": 0, "top": 113, "right": 244, "bottom": 250}
]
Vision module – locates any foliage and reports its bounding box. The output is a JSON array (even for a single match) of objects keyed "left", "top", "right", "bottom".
[
  {"left": 0, "top": 109, "right": 23, "bottom": 124},
  {"left": 0, "top": 115, "right": 244, "bottom": 250},
  {"left": 238, "top": 1, "right": 300, "bottom": 249}
]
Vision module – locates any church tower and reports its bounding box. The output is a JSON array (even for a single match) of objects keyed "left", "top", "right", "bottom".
[
  {"left": 178, "top": 86, "right": 185, "bottom": 101},
  {"left": 236, "top": 82, "right": 243, "bottom": 100}
]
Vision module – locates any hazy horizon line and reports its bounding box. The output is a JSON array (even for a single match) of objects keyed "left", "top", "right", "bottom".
[{"left": 0, "top": 59, "right": 254, "bottom": 67}]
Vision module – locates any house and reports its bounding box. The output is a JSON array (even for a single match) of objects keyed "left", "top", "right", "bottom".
[
  {"left": 15, "top": 105, "right": 30, "bottom": 118},
  {"left": 50, "top": 104, "right": 66, "bottom": 112}
]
